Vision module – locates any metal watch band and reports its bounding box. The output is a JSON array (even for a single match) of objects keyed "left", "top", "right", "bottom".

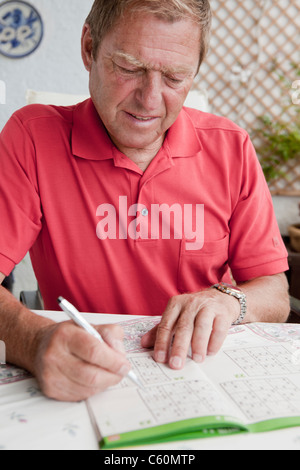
[{"left": 212, "top": 283, "right": 247, "bottom": 325}]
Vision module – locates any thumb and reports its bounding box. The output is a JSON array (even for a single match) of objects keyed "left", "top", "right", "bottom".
[
  {"left": 94, "top": 324, "right": 126, "bottom": 354},
  {"left": 141, "top": 325, "right": 158, "bottom": 349}
]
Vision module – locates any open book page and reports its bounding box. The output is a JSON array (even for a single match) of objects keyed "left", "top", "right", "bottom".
[
  {"left": 88, "top": 350, "right": 244, "bottom": 446},
  {"left": 200, "top": 323, "right": 300, "bottom": 430},
  {"left": 87, "top": 318, "right": 241, "bottom": 446},
  {"left": 88, "top": 321, "right": 300, "bottom": 447}
]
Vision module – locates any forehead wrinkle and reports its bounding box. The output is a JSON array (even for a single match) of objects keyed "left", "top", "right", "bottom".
[{"left": 112, "top": 50, "right": 194, "bottom": 76}]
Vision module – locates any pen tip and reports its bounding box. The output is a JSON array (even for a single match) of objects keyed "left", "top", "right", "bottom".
[{"left": 57, "top": 296, "right": 63, "bottom": 304}]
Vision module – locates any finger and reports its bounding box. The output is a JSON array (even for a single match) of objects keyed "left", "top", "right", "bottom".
[
  {"left": 154, "top": 298, "right": 182, "bottom": 363},
  {"left": 58, "top": 354, "right": 122, "bottom": 394},
  {"left": 141, "top": 325, "right": 158, "bottom": 349},
  {"left": 191, "top": 309, "right": 215, "bottom": 363},
  {"left": 207, "top": 315, "right": 231, "bottom": 357},
  {"left": 41, "top": 353, "right": 122, "bottom": 402},
  {"left": 95, "top": 324, "right": 126, "bottom": 353},
  {"left": 168, "top": 308, "right": 197, "bottom": 370},
  {"left": 68, "top": 328, "right": 131, "bottom": 377},
  {"left": 37, "top": 323, "right": 128, "bottom": 402}
]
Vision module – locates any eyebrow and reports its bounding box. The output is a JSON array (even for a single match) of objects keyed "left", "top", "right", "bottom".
[{"left": 112, "top": 51, "right": 195, "bottom": 77}]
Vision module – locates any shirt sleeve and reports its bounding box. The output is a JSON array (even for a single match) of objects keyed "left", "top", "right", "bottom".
[
  {"left": 228, "top": 133, "right": 289, "bottom": 282},
  {"left": 0, "top": 112, "right": 42, "bottom": 275}
]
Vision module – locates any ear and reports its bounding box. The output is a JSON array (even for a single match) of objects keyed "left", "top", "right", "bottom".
[{"left": 81, "top": 24, "right": 94, "bottom": 72}]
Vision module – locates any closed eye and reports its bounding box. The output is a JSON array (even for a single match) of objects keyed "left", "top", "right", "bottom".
[
  {"left": 165, "top": 75, "right": 185, "bottom": 88},
  {"left": 113, "top": 61, "right": 142, "bottom": 76}
]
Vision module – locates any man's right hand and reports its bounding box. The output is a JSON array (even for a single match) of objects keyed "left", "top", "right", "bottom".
[
  {"left": 0, "top": 276, "right": 131, "bottom": 402},
  {"left": 33, "top": 321, "right": 131, "bottom": 402}
]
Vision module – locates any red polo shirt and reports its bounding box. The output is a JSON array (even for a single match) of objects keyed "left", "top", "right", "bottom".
[{"left": 0, "top": 99, "right": 288, "bottom": 314}]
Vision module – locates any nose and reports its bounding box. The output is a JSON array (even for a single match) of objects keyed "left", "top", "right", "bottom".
[{"left": 135, "top": 71, "right": 163, "bottom": 112}]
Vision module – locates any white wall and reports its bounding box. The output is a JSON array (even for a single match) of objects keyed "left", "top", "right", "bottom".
[{"left": 0, "top": 0, "right": 94, "bottom": 129}]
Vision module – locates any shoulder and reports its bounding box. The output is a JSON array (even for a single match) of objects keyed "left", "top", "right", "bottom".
[
  {"left": 183, "top": 107, "right": 249, "bottom": 139},
  {"left": 181, "top": 107, "right": 260, "bottom": 174},
  {"left": 1, "top": 104, "right": 79, "bottom": 166},
  {"left": 10, "top": 103, "right": 75, "bottom": 132}
]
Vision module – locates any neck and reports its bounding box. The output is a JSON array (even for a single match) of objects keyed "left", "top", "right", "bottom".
[
  {"left": 125, "top": 148, "right": 161, "bottom": 171},
  {"left": 109, "top": 134, "right": 165, "bottom": 172}
]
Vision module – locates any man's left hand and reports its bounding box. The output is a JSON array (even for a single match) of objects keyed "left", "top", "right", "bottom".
[{"left": 141, "top": 289, "right": 240, "bottom": 369}]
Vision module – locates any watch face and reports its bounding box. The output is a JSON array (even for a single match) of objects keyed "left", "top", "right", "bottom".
[
  {"left": 0, "top": 1, "right": 43, "bottom": 59},
  {"left": 220, "top": 283, "right": 241, "bottom": 293}
]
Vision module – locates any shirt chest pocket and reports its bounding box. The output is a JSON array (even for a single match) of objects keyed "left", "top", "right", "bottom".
[{"left": 177, "top": 234, "right": 230, "bottom": 293}]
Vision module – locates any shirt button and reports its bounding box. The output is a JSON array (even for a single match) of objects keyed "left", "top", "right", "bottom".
[{"left": 141, "top": 208, "right": 149, "bottom": 217}]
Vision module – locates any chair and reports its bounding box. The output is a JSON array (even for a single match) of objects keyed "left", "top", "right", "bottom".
[
  {"left": 20, "top": 288, "right": 44, "bottom": 310},
  {"left": 184, "top": 88, "right": 210, "bottom": 112},
  {"left": 289, "top": 296, "right": 300, "bottom": 323},
  {"left": 26, "top": 89, "right": 90, "bottom": 106},
  {"left": 26, "top": 88, "right": 210, "bottom": 111}
]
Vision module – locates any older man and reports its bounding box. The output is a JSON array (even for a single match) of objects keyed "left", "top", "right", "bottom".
[{"left": 0, "top": 0, "right": 289, "bottom": 402}]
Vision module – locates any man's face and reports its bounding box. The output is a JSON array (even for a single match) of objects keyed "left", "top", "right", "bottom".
[{"left": 84, "top": 11, "right": 201, "bottom": 154}]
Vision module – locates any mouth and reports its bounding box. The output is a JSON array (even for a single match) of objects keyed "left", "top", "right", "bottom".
[{"left": 126, "top": 112, "right": 158, "bottom": 122}]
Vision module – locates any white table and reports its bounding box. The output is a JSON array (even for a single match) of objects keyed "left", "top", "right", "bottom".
[{"left": 1, "top": 312, "right": 300, "bottom": 450}]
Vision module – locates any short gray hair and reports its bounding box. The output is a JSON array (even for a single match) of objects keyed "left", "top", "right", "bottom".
[{"left": 86, "top": 0, "right": 212, "bottom": 69}]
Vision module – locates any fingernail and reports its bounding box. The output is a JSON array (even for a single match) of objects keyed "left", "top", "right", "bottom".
[
  {"left": 156, "top": 351, "right": 167, "bottom": 363},
  {"left": 170, "top": 356, "right": 183, "bottom": 369},
  {"left": 207, "top": 351, "right": 217, "bottom": 357},
  {"left": 193, "top": 354, "right": 203, "bottom": 364},
  {"left": 118, "top": 364, "right": 132, "bottom": 377}
]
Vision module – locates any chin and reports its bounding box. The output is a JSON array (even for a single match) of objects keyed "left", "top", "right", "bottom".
[{"left": 117, "top": 135, "right": 161, "bottom": 151}]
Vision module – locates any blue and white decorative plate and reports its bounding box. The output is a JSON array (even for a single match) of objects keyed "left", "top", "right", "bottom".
[{"left": 0, "top": 0, "right": 43, "bottom": 58}]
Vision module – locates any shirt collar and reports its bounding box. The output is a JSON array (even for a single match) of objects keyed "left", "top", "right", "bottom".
[
  {"left": 72, "top": 98, "right": 202, "bottom": 161},
  {"left": 72, "top": 99, "right": 114, "bottom": 161},
  {"left": 165, "top": 107, "right": 203, "bottom": 158}
]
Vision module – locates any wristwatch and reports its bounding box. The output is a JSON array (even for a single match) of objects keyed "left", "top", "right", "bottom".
[{"left": 212, "top": 283, "right": 247, "bottom": 325}]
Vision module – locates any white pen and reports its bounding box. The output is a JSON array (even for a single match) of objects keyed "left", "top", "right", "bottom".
[{"left": 57, "top": 297, "right": 145, "bottom": 391}]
